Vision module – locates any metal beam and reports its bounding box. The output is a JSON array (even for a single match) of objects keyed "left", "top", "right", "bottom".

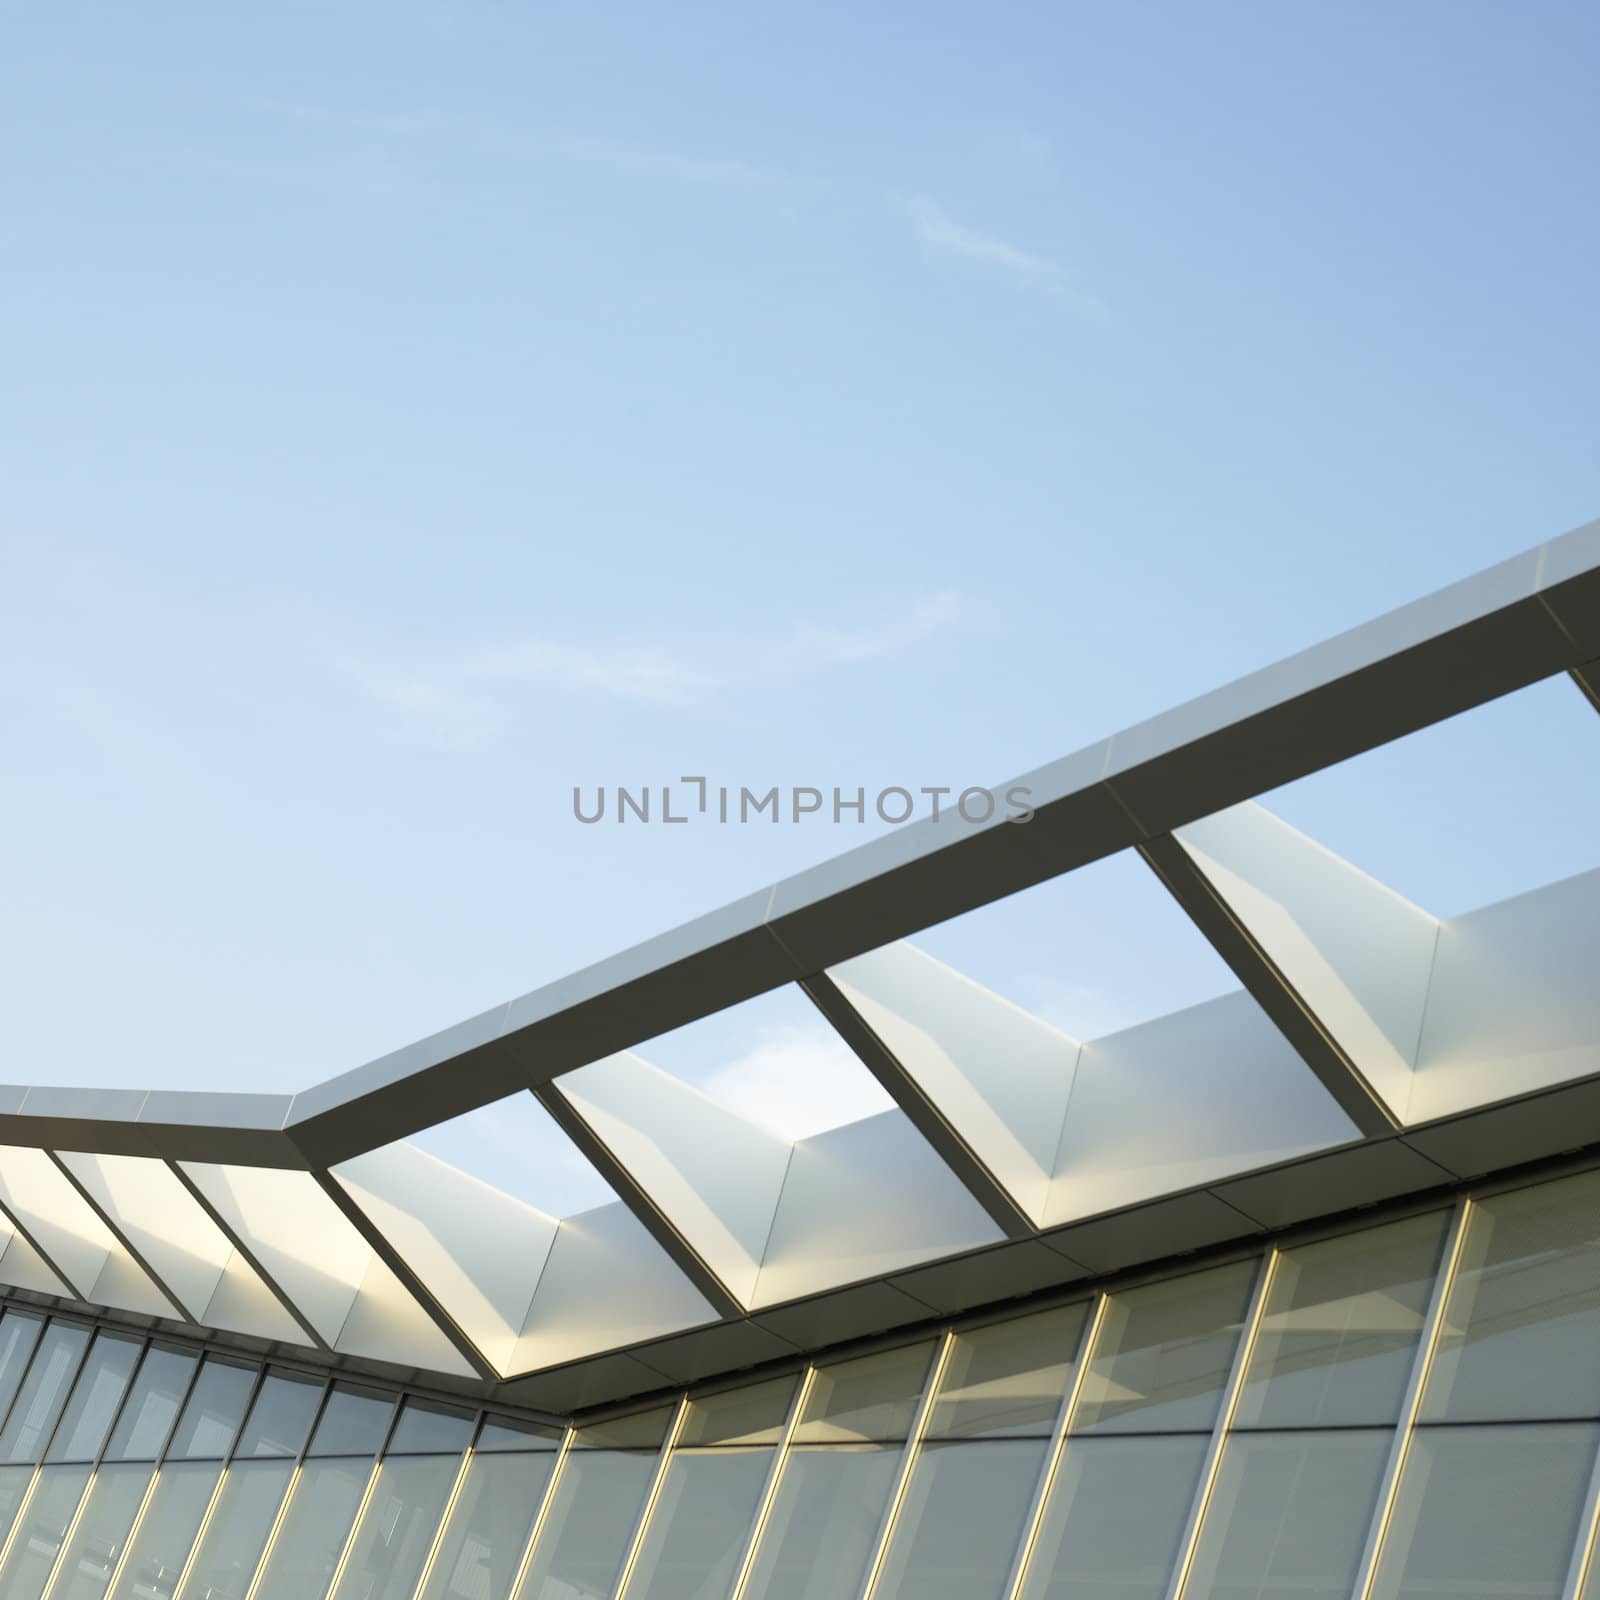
[
  {"left": 1137, "top": 834, "right": 1402, "bottom": 1138},
  {"left": 1569, "top": 657, "right": 1600, "bottom": 714},
  {"left": 801, "top": 971, "right": 1037, "bottom": 1239},
  {"left": 530, "top": 1085, "right": 746, "bottom": 1321},
  {"left": 309, "top": 1168, "right": 499, "bottom": 1383},
  {"left": 46, "top": 1150, "right": 191, "bottom": 1322},
  {"left": 166, "top": 1159, "right": 331, "bottom": 1353}
]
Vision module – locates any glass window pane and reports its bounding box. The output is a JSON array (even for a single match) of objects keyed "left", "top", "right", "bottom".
[
  {"left": 234, "top": 1372, "right": 322, "bottom": 1459},
  {"left": 515, "top": 1447, "right": 659, "bottom": 1600},
  {"left": 49, "top": 1335, "right": 143, "bottom": 1462},
  {"left": 742, "top": 1445, "right": 901, "bottom": 1600},
  {"left": 474, "top": 1417, "right": 560, "bottom": 1454},
  {"left": 108, "top": 1459, "right": 221, "bottom": 1600},
  {"left": 678, "top": 1377, "right": 795, "bottom": 1448},
  {"left": 1074, "top": 1262, "right": 1258, "bottom": 1435},
  {"left": 1, "top": 1323, "right": 92, "bottom": 1462},
  {"left": 168, "top": 1362, "right": 257, "bottom": 1460},
  {"left": 0, "top": 1315, "right": 44, "bottom": 1426},
  {"left": 417, "top": 1449, "right": 557, "bottom": 1600},
  {"left": 0, "top": 1463, "right": 92, "bottom": 1600},
  {"left": 387, "top": 1401, "right": 474, "bottom": 1457},
  {"left": 1184, "top": 1430, "right": 1391, "bottom": 1600},
  {"left": 0, "top": 1463, "right": 37, "bottom": 1552},
  {"left": 875, "top": 1438, "right": 1048, "bottom": 1600},
  {"left": 49, "top": 1460, "right": 154, "bottom": 1600},
  {"left": 306, "top": 1387, "right": 392, "bottom": 1458},
  {"left": 1424, "top": 1172, "right": 1600, "bottom": 1421},
  {"left": 330, "top": 1453, "right": 460, "bottom": 1600},
  {"left": 567, "top": 1408, "right": 672, "bottom": 1452},
  {"left": 1371, "top": 1422, "right": 1598, "bottom": 1600},
  {"left": 929, "top": 1306, "right": 1088, "bottom": 1440},
  {"left": 251, "top": 1456, "right": 374, "bottom": 1600},
  {"left": 175, "top": 1457, "right": 294, "bottom": 1600},
  {"left": 624, "top": 1447, "right": 772, "bottom": 1600},
  {"left": 1235, "top": 1214, "right": 1447, "bottom": 1429},
  {"left": 1018, "top": 1434, "right": 1209, "bottom": 1600},
  {"left": 106, "top": 1349, "right": 197, "bottom": 1462},
  {"left": 794, "top": 1343, "right": 935, "bottom": 1445}
]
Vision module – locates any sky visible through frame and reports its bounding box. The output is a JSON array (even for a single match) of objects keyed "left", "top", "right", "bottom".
[{"left": 3, "top": 2, "right": 1598, "bottom": 1212}]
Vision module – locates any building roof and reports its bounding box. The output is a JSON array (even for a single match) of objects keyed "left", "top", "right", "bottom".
[{"left": 3, "top": 517, "right": 1600, "bottom": 1414}]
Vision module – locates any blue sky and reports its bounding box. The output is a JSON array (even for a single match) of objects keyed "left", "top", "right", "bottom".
[{"left": 3, "top": 3, "right": 1598, "bottom": 1211}]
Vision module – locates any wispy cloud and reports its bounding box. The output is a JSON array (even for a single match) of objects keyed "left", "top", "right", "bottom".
[
  {"left": 905, "top": 195, "right": 1062, "bottom": 279},
  {"left": 480, "top": 128, "right": 788, "bottom": 193},
  {"left": 346, "top": 592, "right": 968, "bottom": 748},
  {"left": 457, "top": 640, "right": 715, "bottom": 705},
  {"left": 255, "top": 102, "right": 1100, "bottom": 312},
  {"left": 699, "top": 1023, "right": 894, "bottom": 1140},
  {"left": 263, "top": 98, "right": 792, "bottom": 196},
  {"left": 344, "top": 663, "right": 505, "bottom": 751},
  {"left": 784, "top": 592, "right": 965, "bottom": 668},
  {"left": 901, "top": 194, "right": 1107, "bottom": 317}
]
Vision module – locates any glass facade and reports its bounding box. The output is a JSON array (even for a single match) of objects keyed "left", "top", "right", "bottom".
[{"left": 0, "top": 1162, "right": 1598, "bottom": 1599}]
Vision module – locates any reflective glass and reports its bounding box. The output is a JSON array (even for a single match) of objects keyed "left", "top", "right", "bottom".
[
  {"left": 0, "top": 1315, "right": 44, "bottom": 1425},
  {"left": 623, "top": 1447, "right": 771, "bottom": 1600},
  {"left": 566, "top": 1408, "right": 672, "bottom": 1451},
  {"left": 1018, "top": 1433, "right": 1208, "bottom": 1599},
  {"left": 1, "top": 1324, "right": 92, "bottom": 1462},
  {"left": 251, "top": 1456, "right": 374, "bottom": 1600},
  {"left": 0, "top": 1463, "right": 36, "bottom": 1552},
  {"left": 793, "top": 1343, "right": 934, "bottom": 1444},
  {"left": 514, "top": 1446, "right": 659, "bottom": 1599},
  {"left": 106, "top": 1349, "right": 196, "bottom": 1462},
  {"left": 48, "top": 1336, "right": 142, "bottom": 1462},
  {"left": 305, "top": 1387, "right": 391, "bottom": 1458},
  {"left": 233, "top": 1373, "right": 323, "bottom": 1459},
  {"left": 0, "top": 1463, "right": 92, "bottom": 1599},
  {"left": 386, "top": 1401, "right": 474, "bottom": 1456},
  {"left": 174, "top": 1457, "right": 294, "bottom": 1600},
  {"left": 1371, "top": 1422, "right": 1598, "bottom": 1600},
  {"left": 329, "top": 1454, "right": 460, "bottom": 1600},
  {"left": 473, "top": 1417, "right": 560, "bottom": 1454},
  {"left": 48, "top": 1460, "right": 154, "bottom": 1600},
  {"left": 1234, "top": 1214, "right": 1447, "bottom": 1429},
  {"left": 1424, "top": 1173, "right": 1600, "bottom": 1421},
  {"left": 1183, "top": 1430, "right": 1391, "bottom": 1600},
  {"left": 167, "top": 1362, "right": 256, "bottom": 1460},
  {"left": 416, "top": 1449, "right": 558, "bottom": 1600},
  {"left": 676, "top": 1377, "right": 794, "bottom": 1447},
  {"left": 742, "top": 1445, "right": 901, "bottom": 1600},
  {"left": 1074, "top": 1262, "right": 1258, "bottom": 1434},
  {"left": 875, "top": 1438, "right": 1048, "bottom": 1600},
  {"left": 108, "top": 1459, "right": 220, "bottom": 1600},
  {"left": 928, "top": 1306, "right": 1086, "bottom": 1440}
]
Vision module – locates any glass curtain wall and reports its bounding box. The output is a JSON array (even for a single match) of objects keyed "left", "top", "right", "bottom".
[
  {"left": 1183, "top": 1210, "right": 1448, "bottom": 1600},
  {"left": 875, "top": 1305, "right": 1089, "bottom": 1600},
  {"left": 173, "top": 1367, "right": 324, "bottom": 1600},
  {"left": 0, "top": 1162, "right": 1599, "bottom": 1600},
  {"left": 108, "top": 1357, "right": 258, "bottom": 1600},
  {"left": 413, "top": 1416, "right": 561, "bottom": 1600},
  {"left": 1374, "top": 1171, "right": 1600, "bottom": 1600},
  {"left": 1019, "top": 1260, "right": 1259, "bottom": 1600},
  {"left": 741, "top": 1340, "right": 937, "bottom": 1600},
  {"left": 513, "top": 1406, "right": 673, "bottom": 1600},
  {"left": 619, "top": 1378, "right": 796, "bottom": 1600}
]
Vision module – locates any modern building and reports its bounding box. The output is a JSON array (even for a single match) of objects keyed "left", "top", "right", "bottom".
[{"left": 3, "top": 520, "right": 1600, "bottom": 1600}]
